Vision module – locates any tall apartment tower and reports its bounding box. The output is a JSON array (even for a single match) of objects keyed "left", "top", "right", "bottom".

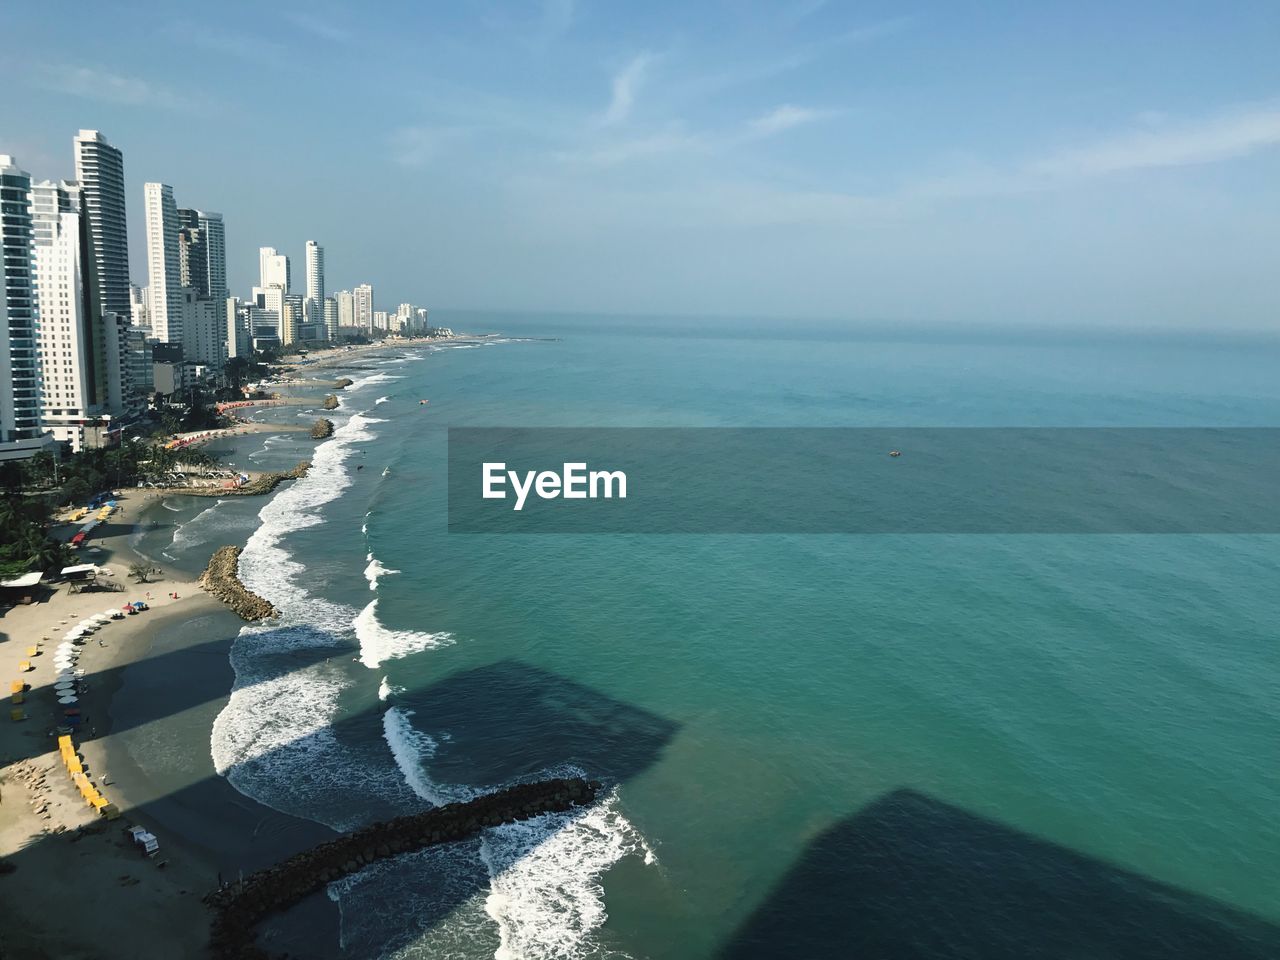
[
  {"left": 177, "top": 208, "right": 209, "bottom": 296},
  {"left": 305, "top": 240, "right": 324, "bottom": 337},
  {"left": 73, "top": 131, "right": 130, "bottom": 323},
  {"left": 73, "top": 130, "right": 132, "bottom": 412},
  {"left": 31, "top": 180, "right": 101, "bottom": 451},
  {"left": 143, "top": 183, "right": 184, "bottom": 344},
  {"left": 0, "top": 156, "right": 51, "bottom": 457},
  {"left": 353, "top": 283, "right": 374, "bottom": 331},
  {"left": 334, "top": 289, "right": 354, "bottom": 330},
  {"left": 323, "top": 296, "right": 338, "bottom": 341},
  {"left": 199, "top": 212, "right": 226, "bottom": 304},
  {"left": 259, "top": 246, "right": 290, "bottom": 291}
]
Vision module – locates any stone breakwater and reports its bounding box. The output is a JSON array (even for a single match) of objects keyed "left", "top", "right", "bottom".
[
  {"left": 321, "top": 394, "right": 339, "bottom": 410},
  {"left": 333, "top": 377, "right": 354, "bottom": 389},
  {"left": 164, "top": 461, "right": 312, "bottom": 498},
  {"left": 205, "top": 777, "right": 600, "bottom": 959},
  {"left": 310, "top": 418, "right": 334, "bottom": 439},
  {"left": 200, "top": 545, "right": 278, "bottom": 621}
]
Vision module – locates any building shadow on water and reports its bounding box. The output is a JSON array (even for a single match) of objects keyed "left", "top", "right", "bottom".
[
  {"left": 719, "top": 788, "right": 1280, "bottom": 960},
  {"left": 1, "top": 643, "right": 679, "bottom": 958}
]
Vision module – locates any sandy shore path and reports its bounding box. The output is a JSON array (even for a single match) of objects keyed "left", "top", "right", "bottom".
[{"left": 0, "top": 479, "right": 336, "bottom": 957}]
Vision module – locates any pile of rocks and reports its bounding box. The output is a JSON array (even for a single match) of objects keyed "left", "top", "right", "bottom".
[
  {"left": 199, "top": 546, "right": 277, "bottom": 621},
  {"left": 321, "top": 394, "right": 339, "bottom": 410},
  {"left": 206, "top": 777, "right": 599, "bottom": 958},
  {"left": 309, "top": 418, "right": 333, "bottom": 439},
  {"left": 332, "top": 377, "right": 354, "bottom": 389}
]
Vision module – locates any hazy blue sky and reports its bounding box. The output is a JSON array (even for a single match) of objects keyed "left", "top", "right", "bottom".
[{"left": 3, "top": 1, "right": 1279, "bottom": 329}]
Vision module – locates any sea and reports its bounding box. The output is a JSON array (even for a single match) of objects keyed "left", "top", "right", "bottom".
[{"left": 157, "top": 313, "right": 1280, "bottom": 959}]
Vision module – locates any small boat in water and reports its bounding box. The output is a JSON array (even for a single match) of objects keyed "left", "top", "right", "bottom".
[{"left": 419, "top": 399, "right": 429, "bottom": 405}]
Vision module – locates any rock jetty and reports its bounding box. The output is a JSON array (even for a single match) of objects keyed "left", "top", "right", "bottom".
[
  {"left": 200, "top": 545, "right": 277, "bottom": 621},
  {"left": 168, "top": 461, "right": 311, "bottom": 498},
  {"left": 310, "top": 418, "right": 333, "bottom": 439},
  {"left": 321, "top": 394, "right": 339, "bottom": 410},
  {"left": 333, "top": 377, "right": 354, "bottom": 389},
  {"left": 206, "top": 777, "right": 599, "bottom": 958}
]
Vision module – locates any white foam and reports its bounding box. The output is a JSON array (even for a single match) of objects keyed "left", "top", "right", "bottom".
[
  {"left": 377, "top": 676, "right": 393, "bottom": 701},
  {"left": 480, "top": 789, "right": 651, "bottom": 960},
  {"left": 212, "top": 409, "right": 395, "bottom": 829},
  {"left": 380, "top": 706, "right": 468, "bottom": 807},
  {"left": 375, "top": 396, "right": 390, "bottom": 405},
  {"left": 348, "top": 371, "right": 404, "bottom": 392},
  {"left": 364, "top": 552, "right": 399, "bottom": 591},
  {"left": 354, "top": 598, "right": 453, "bottom": 668}
]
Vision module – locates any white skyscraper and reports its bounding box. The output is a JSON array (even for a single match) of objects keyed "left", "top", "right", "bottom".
[
  {"left": 0, "top": 155, "right": 54, "bottom": 460},
  {"left": 259, "top": 246, "right": 290, "bottom": 291},
  {"left": 31, "top": 180, "right": 102, "bottom": 452},
  {"left": 323, "top": 296, "right": 338, "bottom": 340},
  {"left": 144, "top": 182, "right": 184, "bottom": 344},
  {"left": 305, "top": 240, "right": 324, "bottom": 338},
  {"left": 335, "top": 289, "right": 354, "bottom": 330},
  {"left": 73, "top": 130, "right": 132, "bottom": 412},
  {"left": 353, "top": 283, "right": 374, "bottom": 331}
]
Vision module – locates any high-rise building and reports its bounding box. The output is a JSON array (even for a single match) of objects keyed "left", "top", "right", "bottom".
[
  {"left": 73, "top": 131, "right": 130, "bottom": 324},
  {"left": 225, "top": 297, "right": 251, "bottom": 359},
  {"left": 250, "top": 285, "right": 284, "bottom": 348},
  {"left": 0, "top": 155, "right": 54, "bottom": 460},
  {"left": 335, "top": 289, "right": 354, "bottom": 330},
  {"left": 323, "top": 296, "right": 338, "bottom": 340},
  {"left": 353, "top": 283, "right": 373, "bottom": 331},
  {"left": 73, "top": 130, "right": 132, "bottom": 413},
  {"left": 199, "top": 211, "right": 226, "bottom": 304},
  {"left": 143, "top": 182, "right": 184, "bottom": 344},
  {"left": 259, "top": 246, "right": 290, "bottom": 291},
  {"left": 373, "top": 310, "right": 389, "bottom": 331},
  {"left": 180, "top": 287, "right": 226, "bottom": 367},
  {"left": 177, "top": 210, "right": 209, "bottom": 297},
  {"left": 31, "top": 179, "right": 107, "bottom": 452},
  {"left": 305, "top": 240, "right": 324, "bottom": 337}
]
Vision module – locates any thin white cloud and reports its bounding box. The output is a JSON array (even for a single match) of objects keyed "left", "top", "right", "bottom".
[
  {"left": 910, "top": 100, "right": 1280, "bottom": 200},
  {"left": 747, "top": 105, "right": 831, "bottom": 139},
  {"left": 1029, "top": 103, "right": 1280, "bottom": 178},
  {"left": 31, "top": 65, "right": 196, "bottom": 110},
  {"left": 558, "top": 130, "right": 706, "bottom": 167},
  {"left": 603, "top": 54, "right": 652, "bottom": 125}
]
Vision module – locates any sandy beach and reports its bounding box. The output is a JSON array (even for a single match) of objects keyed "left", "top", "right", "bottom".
[{"left": 0, "top": 415, "right": 337, "bottom": 957}]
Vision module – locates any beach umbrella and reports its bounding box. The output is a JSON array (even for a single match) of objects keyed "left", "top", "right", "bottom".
[
  {"left": 58, "top": 695, "right": 78, "bottom": 705},
  {"left": 103, "top": 609, "right": 119, "bottom": 618},
  {"left": 92, "top": 613, "right": 111, "bottom": 623}
]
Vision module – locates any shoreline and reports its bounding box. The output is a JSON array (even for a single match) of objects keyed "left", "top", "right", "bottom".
[{"left": 0, "top": 404, "right": 339, "bottom": 957}]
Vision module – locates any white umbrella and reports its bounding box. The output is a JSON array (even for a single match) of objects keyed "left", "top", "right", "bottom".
[
  {"left": 91, "top": 613, "right": 111, "bottom": 624},
  {"left": 63, "top": 631, "right": 82, "bottom": 640},
  {"left": 58, "top": 695, "right": 78, "bottom": 705},
  {"left": 54, "top": 683, "right": 76, "bottom": 692},
  {"left": 103, "top": 609, "right": 119, "bottom": 617}
]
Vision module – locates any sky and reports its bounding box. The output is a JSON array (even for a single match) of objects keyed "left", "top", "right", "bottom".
[{"left": 2, "top": 0, "right": 1279, "bottom": 330}]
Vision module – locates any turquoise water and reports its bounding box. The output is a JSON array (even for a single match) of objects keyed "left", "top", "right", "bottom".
[{"left": 201, "top": 317, "right": 1280, "bottom": 959}]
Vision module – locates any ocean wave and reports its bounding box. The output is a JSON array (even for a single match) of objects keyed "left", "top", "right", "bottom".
[
  {"left": 364, "top": 552, "right": 400, "bottom": 590},
  {"left": 161, "top": 499, "right": 182, "bottom": 512},
  {"left": 480, "top": 789, "right": 651, "bottom": 960},
  {"left": 382, "top": 707, "right": 472, "bottom": 807},
  {"left": 348, "top": 371, "right": 405, "bottom": 391},
  {"left": 354, "top": 599, "right": 453, "bottom": 669},
  {"left": 170, "top": 499, "right": 255, "bottom": 553},
  {"left": 377, "top": 676, "right": 397, "bottom": 701},
  {"left": 375, "top": 396, "right": 391, "bottom": 405},
  {"left": 212, "top": 409, "right": 399, "bottom": 829}
]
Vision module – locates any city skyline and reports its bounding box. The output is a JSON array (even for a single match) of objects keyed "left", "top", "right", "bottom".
[{"left": 2, "top": 2, "right": 1279, "bottom": 329}]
